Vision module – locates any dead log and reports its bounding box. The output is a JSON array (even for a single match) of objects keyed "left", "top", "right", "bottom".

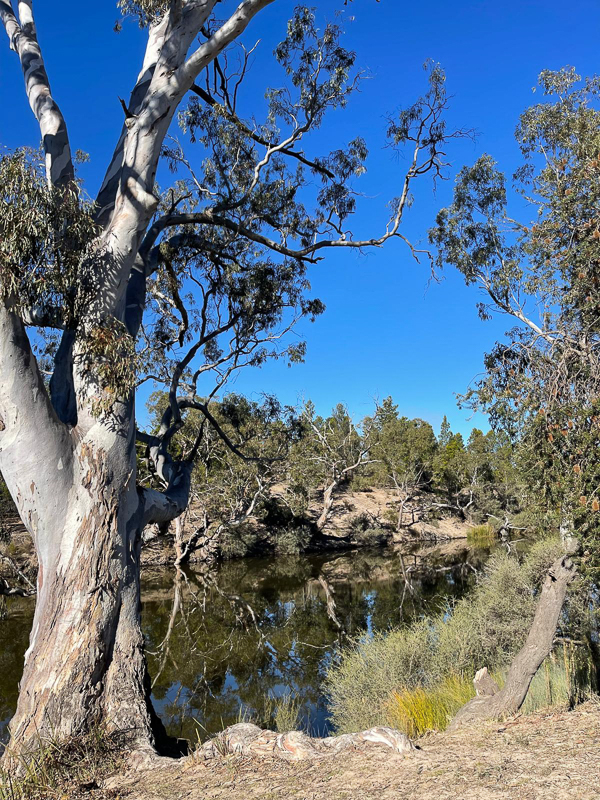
[{"left": 450, "top": 553, "right": 576, "bottom": 729}]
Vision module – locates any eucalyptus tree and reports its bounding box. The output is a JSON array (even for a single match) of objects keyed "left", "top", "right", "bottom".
[
  {"left": 289, "top": 402, "right": 374, "bottom": 531},
  {"left": 431, "top": 67, "right": 600, "bottom": 562},
  {"left": 0, "top": 0, "right": 457, "bottom": 758},
  {"left": 431, "top": 67, "right": 599, "bottom": 723}
]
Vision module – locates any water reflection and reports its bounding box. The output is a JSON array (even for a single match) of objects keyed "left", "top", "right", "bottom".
[{"left": 0, "top": 541, "right": 496, "bottom": 744}]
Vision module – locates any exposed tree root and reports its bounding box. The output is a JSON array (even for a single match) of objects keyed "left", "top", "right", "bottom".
[{"left": 193, "top": 723, "right": 415, "bottom": 762}]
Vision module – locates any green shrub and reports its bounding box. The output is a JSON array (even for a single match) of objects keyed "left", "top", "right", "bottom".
[
  {"left": 354, "top": 527, "right": 390, "bottom": 546},
  {"left": 324, "top": 619, "right": 436, "bottom": 732},
  {"left": 219, "top": 523, "right": 262, "bottom": 559},
  {"left": 325, "top": 538, "right": 575, "bottom": 733},
  {"left": 273, "top": 524, "right": 311, "bottom": 555},
  {"left": 349, "top": 513, "right": 373, "bottom": 534}
]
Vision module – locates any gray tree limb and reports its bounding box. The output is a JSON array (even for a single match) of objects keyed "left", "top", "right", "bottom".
[{"left": 0, "top": 0, "right": 74, "bottom": 187}]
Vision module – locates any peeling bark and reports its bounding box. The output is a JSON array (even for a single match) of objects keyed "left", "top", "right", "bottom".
[{"left": 4, "top": 433, "right": 155, "bottom": 758}]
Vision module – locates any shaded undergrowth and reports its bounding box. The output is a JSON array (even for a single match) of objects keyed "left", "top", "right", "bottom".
[{"left": 0, "top": 729, "right": 125, "bottom": 800}]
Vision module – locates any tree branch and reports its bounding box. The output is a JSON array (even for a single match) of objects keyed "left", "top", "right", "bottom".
[
  {"left": 95, "top": 1, "right": 218, "bottom": 224},
  {"left": 0, "top": 0, "right": 74, "bottom": 188},
  {"left": 189, "top": 82, "right": 335, "bottom": 179},
  {"left": 176, "top": 0, "right": 276, "bottom": 90}
]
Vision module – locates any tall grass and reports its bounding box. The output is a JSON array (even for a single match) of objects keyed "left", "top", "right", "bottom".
[
  {"left": 467, "top": 523, "right": 496, "bottom": 546},
  {"left": 387, "top": 674, "right": 475, "bottom": 737},
  {"left": 521, "top": 643, "right": 596, "bottom": 714},
  {"left": 273, "top": 692, "right": 301, "bottom": 732}
]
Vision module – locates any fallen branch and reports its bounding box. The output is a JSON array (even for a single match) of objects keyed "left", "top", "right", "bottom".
[{"left": 195, "top": 722, "right": 414, "bottom": 762}]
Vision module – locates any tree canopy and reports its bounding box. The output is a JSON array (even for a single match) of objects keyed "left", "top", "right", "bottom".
[{"left": 432, "top": 67, "right": 600, "bottom": 572}]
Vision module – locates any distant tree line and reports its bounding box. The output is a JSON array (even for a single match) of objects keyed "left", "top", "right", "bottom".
[
  {"left": 0, "top": 387, "right": 551, "bottom": 566},
  {"left": 132, "top": 391, "right": 532, "bottom": 564}
]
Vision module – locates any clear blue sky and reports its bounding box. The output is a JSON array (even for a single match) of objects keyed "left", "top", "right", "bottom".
[{"left": 2, "top": 0, "right": 599, "bottom": 436}]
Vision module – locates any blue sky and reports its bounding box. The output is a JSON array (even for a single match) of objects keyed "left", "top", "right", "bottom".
[{"left": 2, "top": 0, "right": 599, "bottom": 436}]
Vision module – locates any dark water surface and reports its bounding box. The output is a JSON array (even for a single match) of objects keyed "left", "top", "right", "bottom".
[{"left": 0, "top": 542, "right": 498, "bottom": 744}]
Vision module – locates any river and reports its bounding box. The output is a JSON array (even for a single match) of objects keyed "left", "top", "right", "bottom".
[{"left": 0, "top": 540, "right": 499, "bottom": 744}]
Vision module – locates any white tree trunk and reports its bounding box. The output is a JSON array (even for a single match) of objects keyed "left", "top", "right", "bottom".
[
  {"left": 2, "top": 389, "right": 155, "bottom": 755},
  {"left": 316, "top": 480, "right": 338, "bottom": 532}
]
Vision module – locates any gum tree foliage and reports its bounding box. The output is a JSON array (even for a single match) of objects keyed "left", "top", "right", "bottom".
[
  {"left": 0, "top": 0, "right": 461, "bottom": 758},
  {"left": 143, "top": 390, "right": 300, "bottom": 562},
  {"left": 357, "top": 401, "right": 437, "bottom": 532},
  {"left": 432, "top": 68, "right": 600, "bottom": 571}
]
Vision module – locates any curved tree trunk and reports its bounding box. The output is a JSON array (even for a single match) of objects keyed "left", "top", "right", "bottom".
[
  {"left": 449, "top": 553, "right": 576, "bottom": 729},
  {"left": 0, "top": 304, "right": 183, "bottom": 763}
]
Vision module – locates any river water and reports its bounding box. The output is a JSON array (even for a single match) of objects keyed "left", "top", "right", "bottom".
[{"left": 0, "top": 541, "right": 498, "bottom": 744}]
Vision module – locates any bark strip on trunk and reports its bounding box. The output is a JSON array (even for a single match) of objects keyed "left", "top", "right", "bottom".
[{"left": 449, "top": 554, "right": 576, "bottom": 729}]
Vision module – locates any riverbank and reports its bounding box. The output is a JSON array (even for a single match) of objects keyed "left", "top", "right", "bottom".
[
  {"left": 39, "top": 700, "right": 600, "bottom": 800},
  {"left": 1, "top": 542, "right": 498, "bottom": 746},
  {"left": 0, "top": 485, "right": 475, "bottom": 578}
]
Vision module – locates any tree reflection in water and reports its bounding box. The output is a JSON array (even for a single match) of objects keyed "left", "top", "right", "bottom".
[
  {"left": 0, "top": 543, "right": 495, "bottom": 744},
  {"left": 143, "top": 543, "right": 493, "bottom": 741}
]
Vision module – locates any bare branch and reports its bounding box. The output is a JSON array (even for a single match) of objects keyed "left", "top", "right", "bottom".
[{"left": 189, "top": 82, "right": 335, "bottom": 179}]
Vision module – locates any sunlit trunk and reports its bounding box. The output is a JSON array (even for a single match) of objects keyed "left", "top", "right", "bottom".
[{"left": 3, "top": 428, "right": 159, "bottom": 762}]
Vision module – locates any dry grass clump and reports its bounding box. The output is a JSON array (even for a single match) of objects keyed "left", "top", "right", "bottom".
[
  {"left": 387, "top": 674, "right": 475, "bottom": 737},
  {"left": 0, "top": 729, "right": 124, "bottom": 800},
  {"left": 234, "top": 690, "right": 302, "bottom": 735},
  {"left": 273, "top": 692, "right": 302, "bottom": 732}
]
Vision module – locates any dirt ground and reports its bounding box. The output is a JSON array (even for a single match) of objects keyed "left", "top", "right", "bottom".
[{"left": 107, "top": 702, "right": 600, "bottom": 800}]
